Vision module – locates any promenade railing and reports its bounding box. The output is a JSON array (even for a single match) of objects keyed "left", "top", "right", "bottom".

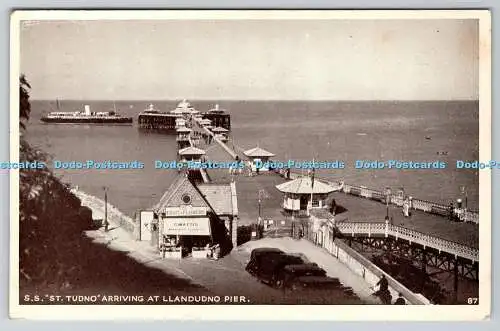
[
  {"left": 278, "top": 169, "right": 479, "bottom": 224},
  {"left": 335, "top": 221, "right": 479, "bottom": 262}
]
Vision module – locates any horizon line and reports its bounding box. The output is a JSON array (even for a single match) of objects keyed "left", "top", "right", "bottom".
[{"left": 30, "top": 98, "right": 479, "bottom": 102}]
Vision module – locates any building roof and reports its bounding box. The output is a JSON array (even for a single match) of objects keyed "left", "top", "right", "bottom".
[
  {"left": 198, "top": 183, "right": 236, "bottom": 216},
  {"left": 178, "top": 146, "right": 206, "bottom": 156},
  {"left": 153, "top": 175, "right": 210, "bottom": 212},
  {"left": 177, "top": 99, "right": 192, "bottom": 108},
  {"left": 211, "top": 126, "right": 229, "bottom": 133},
  {"left": 153, "top": 174, "right": 237, "bottom": 217},
  {"left": 208, "top": 104, "right": 227, "bottom": 113},
  {"left": 243, "top": 146, "right": 275, "bottom": 158},
  {"left": 275, "top": 176, "right": 337, "bottom": 194}
]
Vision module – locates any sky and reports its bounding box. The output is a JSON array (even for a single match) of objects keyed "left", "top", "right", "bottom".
[{"left": 19, "top": 19, "right": 479, "bottom": 100}]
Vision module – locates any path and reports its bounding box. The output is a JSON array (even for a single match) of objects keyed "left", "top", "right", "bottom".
[{"left": 82, "top": 190, "right": 371, "bottom": 304}]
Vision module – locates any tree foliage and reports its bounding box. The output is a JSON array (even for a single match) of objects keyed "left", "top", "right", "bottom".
[
  {"left": 18, "top": 75, "right": 92, "bottom": 290},
  {"left": 19, "top": 74, "right": 31, "bottom": 129}
]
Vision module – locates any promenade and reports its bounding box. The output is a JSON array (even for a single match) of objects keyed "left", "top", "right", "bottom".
[{"left": 76, "top": 188, "right": 372, "bottom": 304}]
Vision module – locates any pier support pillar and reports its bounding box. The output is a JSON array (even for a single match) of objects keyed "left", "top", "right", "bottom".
[
  {"left": 421, "top": 250, "right": 427, "bottom": 291},
  {"left": 454, "top": 259, "right": 459, "bottom": 303}
]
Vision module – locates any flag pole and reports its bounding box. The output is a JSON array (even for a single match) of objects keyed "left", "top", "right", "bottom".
[{"left": 310, "top": 156, "right": 315, "bottom": 214}]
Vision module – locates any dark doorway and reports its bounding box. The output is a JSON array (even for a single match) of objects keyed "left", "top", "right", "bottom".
[{"left": 300, "top": 196, "right": 308, "bottom": 210}]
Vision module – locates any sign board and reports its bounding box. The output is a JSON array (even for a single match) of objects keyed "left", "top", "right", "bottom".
[
  {"left": 163, "top": 217, "right": 211, "bottom": 236},
  {"left": 139, "top": 210, "right": 155, "bottom": 241},
  {"left": 164, "top": 205, "right": 207, "bottom": 217}
]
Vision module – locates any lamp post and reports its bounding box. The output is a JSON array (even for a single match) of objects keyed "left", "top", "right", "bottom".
[
  {"left": 460, "top": 186, "right": 468, "bottom": 210},
  {"left": 257, "top": 190, "right": 262, "bottom": 225},
  {"left": 385, "top": 187, "right": 391, "bottom": 220},
  {"left": 103, "top": 186, "right": 108, "bottom": 232}
]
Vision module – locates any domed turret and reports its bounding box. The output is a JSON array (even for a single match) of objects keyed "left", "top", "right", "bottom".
[{"left": 177, "top": 99, "right": 191, "bottom": 109}]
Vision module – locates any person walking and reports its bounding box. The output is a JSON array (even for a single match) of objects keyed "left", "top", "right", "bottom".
[
  {"left": 375, "top": 275, "right": 389, "bottom": 293},
  {"left": 373, "top": 275, "right": 392, "bottom": 304},
  {"left": 448, "top": 202, "right": 455, "bottom": 221},
  {"left": 403, "top": 198, "right": 410, "bottom": 217}
]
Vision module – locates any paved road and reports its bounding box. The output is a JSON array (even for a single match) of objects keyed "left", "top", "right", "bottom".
[{"left": 86, "top": 222, "right": 371, "bottom": 304}]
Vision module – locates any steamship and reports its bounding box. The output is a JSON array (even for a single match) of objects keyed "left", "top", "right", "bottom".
[
  {"left": 138, "top": 100, "right": 231, "bottom": 133},
  {"left": 41, "top": 103, "right": 133, "bottom": 124}
]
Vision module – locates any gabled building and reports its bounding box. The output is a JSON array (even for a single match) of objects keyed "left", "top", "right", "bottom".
[{"left": 142, "top": 174, "right": 238, "bottom": 258}]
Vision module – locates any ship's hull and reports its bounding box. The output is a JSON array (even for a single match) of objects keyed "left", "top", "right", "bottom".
[{"left": 41, "top": 117, "right": 133, "bottom": 124}]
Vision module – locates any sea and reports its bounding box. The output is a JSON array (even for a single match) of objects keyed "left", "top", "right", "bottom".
[{"left": 25, "top": 100, "right": 480, "bottom": 218}]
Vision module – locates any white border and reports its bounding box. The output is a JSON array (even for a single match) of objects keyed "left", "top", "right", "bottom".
[{"left": 9, "top": 10, "right": 491, "bottom": 321}]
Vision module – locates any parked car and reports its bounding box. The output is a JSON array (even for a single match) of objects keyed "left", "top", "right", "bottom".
[
  {"left": 286, "top": 275, "right": 341, "bottom": 291},
  {"left": 250, "top": 253, "right": 305, "bottom": 287},
  {"left": 282, "top": 276, "right": 363, "bottom": 304},
  {"left": 275, "top": 263, "right": 327, "bottom": 288},
  {"left": 245, "top": 248, "right": 285, "bottom": 275}
]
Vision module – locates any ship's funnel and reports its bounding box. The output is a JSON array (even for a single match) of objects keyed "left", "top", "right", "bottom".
[{"left": 84, "top": 105, "right": 91, "bottom": 115}]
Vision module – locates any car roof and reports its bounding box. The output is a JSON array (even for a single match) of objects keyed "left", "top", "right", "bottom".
[
  {"left": 284, "top": 263, "right": 324, "bottom": 272},
  {"left": 261, "top": 254, "right": 304, "bottom": 265},
  {"left": 295, "top": 276, "right": 341, "bottom": 284},
  {"left": 251, "top": 248, "right": 284, "bottom": 254}
]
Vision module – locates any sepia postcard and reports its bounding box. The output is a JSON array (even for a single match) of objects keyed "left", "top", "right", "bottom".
[{"left": 9, "top": 10, "right": 491, "bottom": 320}]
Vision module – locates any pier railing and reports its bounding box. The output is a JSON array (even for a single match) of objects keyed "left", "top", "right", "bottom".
[
  {"left": 279, "top": 169, "right": 479, "bottom": 224},
  {"left": 192, "top": 118, "right": 238, "bottom": 159},
  {"left": 335, "top": 221, "right": 479, "bottom": 262},
  {"left": 342, "top": 183, "right": 479, "bottom": 224}
]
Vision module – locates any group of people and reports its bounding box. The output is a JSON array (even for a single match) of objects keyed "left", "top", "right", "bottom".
[{"left": 373, "top": 275, "right": 406, "bottom": 305}]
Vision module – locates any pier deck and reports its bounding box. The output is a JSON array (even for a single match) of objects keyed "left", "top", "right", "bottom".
[
  {"left": 329, "top": 192, "right": 479, "bottom": 248},
  {"left": 198, "top": 139, "right": 479, "bottom": 250}
]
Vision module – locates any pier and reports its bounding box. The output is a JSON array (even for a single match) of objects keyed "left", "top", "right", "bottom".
[
  {"left": 189, "top": 115, "right": 479, "bottom": 255},
  {"left": 189, "top": 112, "right": 479, "bottom": 301},
  {"left": 124, "top": 104, "right": 480, "bottom": 304}
]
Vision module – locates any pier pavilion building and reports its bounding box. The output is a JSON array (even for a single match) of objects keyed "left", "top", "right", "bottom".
[
  {"left": 211, "top": 126, "right": 229, "bottom": 142},
  {"left": 176, "top": 127, "right": 192, "bottom": 150},
  {"left": 171, "top": 99, "right": 197, "bottom": 115},
  {"left": 199, "top": 118, "right": 212, "bottom": 127},
  {"left": 178, "top": 146, "right": 206, "bottom": 163},
  {"left": 243, "top": 146, "right": 276, "bottom": 172},
  {"left": 202, "top": 104, "right": 231, "bottom": 131},
  {"left": 275, "top": 175, "right": 339, "bottom": 217}
]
